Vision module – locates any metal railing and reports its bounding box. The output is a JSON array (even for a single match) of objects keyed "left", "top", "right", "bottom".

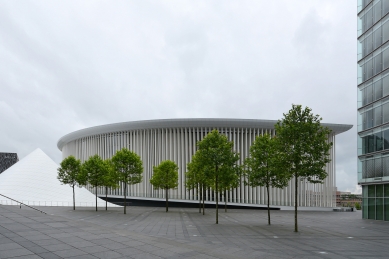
[
  {"left": 0, "top": 194, "right": 47, "bottom": 214},
  {"left": 0, "top": 199, "right": 118, "bottom": 207}
]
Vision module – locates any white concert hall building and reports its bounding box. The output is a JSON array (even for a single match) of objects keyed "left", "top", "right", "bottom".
[{"left": 57, "top": 119, "right": 352, "bottom": 209}]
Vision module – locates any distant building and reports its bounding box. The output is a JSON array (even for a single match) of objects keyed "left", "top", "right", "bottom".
[
  {"left": 336, "top": 191, "right": 362, "bottom": 207},
  {"left": 357, "top": 0, "right": 389, "bottom": 220},
  {"left": 0, "top": 153, "right": 19, "bottom": 174}
]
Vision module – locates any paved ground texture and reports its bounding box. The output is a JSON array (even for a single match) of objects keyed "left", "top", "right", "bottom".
[{"left": 0, "top": 205, "right": 388, "bottom": 259}]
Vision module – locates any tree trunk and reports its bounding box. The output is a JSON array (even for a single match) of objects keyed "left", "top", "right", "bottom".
[
  {"left": 72, "top": 185, "right": 75, "bottom": 211},
  {"left": 166, "top": 188, "right": 168, "bottom": 212},
  {"left": 267, "top": 184, "right": 270, "bottom": 225},
  {"left": 198, "top": 184, "right": 201, "bottom": 213},
  {"left": 105, "top": 186, "right": 108, "bottom": 211},
  {"left": 124, "top": 182, "right": 127, "bottom": 214},
  {"left": 294, "top": 175, "right": 298, "bottom": 232},
  {"left": 224, "top": 190, "right": 227, "bottom": 212},
  {"left": 202, "top": 184, "right": 205, "bottom": 215},
  {"left": 216, "top": 174, "right": 218, "bottom": 224},
  {"left": 95, "top": 186, "right": 97, "bottom": 212}
]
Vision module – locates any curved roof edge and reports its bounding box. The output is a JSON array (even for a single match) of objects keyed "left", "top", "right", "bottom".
[{"left": 57, "top": 118, "right": 353, "bottom": 151}]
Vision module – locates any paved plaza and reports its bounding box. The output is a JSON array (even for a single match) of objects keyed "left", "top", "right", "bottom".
[{"left": 0, "top": 205, "right": 388, "bottom": 259}]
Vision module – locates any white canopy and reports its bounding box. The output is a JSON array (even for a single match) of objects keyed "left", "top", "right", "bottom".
[{"left": 0, "top": 148, "right": 117, "bottom": 207}]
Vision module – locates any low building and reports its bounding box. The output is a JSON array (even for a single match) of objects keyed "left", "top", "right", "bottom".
[{"left": 0, "top": 152, "right": 19, "bottom": 174}]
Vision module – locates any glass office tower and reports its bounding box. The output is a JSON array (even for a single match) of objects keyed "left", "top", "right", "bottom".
[{"left": 358, "top": 0, "right": 389, "bottom": 220}]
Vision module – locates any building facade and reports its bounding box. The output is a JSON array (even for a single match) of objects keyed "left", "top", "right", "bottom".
[
  {"left": 336, "top": 191, "right": 362, "bottom": 207},
  {"left": 58, "top": 119, "right": 351, "bottom": 208},
  {"left": 358, "top": 0, "right": 389, "bottom": 220},
  {"left": 0, "top": 153, "right": 19, "bottom": 174}
]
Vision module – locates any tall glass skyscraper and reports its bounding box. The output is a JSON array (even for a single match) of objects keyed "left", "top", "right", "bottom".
[{"left": 358, "top": 0, "right": 389, "bottom": 220}]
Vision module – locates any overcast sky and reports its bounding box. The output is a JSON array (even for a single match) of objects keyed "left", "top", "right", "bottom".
[{"left": 0, "top": 1, "right": 358, "bottom": 193}]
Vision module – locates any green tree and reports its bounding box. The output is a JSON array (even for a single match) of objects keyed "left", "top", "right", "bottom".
[
  {"left": 220, "top": 165, "right": 240, "bottom": 213},
  {"left": 57, "top": 156, "right": 82, "bottom": 210},
  {"left": 112, "top": 148, "right": 143, "bottom": 214},
  {"left": 275, "top": 104, "right": 332, "bottom": 232},
  {"left": 80, "top": 155, "right": 107, "bottom": 211},
  {"left": 102, "top": 159, "right": 119, "bottom": 211},
  {"left": 244, "top": 134, "right": 289, "bottom": 225},
  {"left": 150, "top": 160, "right": 179, "bottom": 212},
  {"left": 186, "top": 153, "right": 210, "bottom": 215},
  {"left": 196, "top": 129, "right": 240, "bottom": 224}
]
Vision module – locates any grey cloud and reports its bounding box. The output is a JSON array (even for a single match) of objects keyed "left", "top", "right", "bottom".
[{"left": 0, "top": 0, "right": 357, "bottom": 192}]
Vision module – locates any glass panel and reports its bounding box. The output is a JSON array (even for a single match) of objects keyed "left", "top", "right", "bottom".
[
  {"left": 383, "top": 20, "right": 389, "bottom": 43},
  {"left": 377, "top": 198, "right": 383, "bottom": 220},
  {"left": 366, "top": 34, "right": 373, "bottom": 55},
  {"left": 383, "top": 103, "right": 389, "bottom": 123},
  {"left": 367, "top": 109, "right": 374, "bottom": 129},
  {"left": 363, "top": 185, "right": 368, "bottom": 197},
  {"left": 374, "top": 107, "right": 382, "bottom": 126},
  {"left": 368, "top": 134, "right": 375, "bottom": 152},
  {"left": 362, "top": 87, "right": 367, "bottom": 106},
  {"left": 366, "top": 9, "right": 373, "bottom": 30},
  {"left": 374, "top": 28, "right": 382, "bottom": 49},
  {"left": 368, "top": 198, "right": 376, "bottom": 219},
  {"left": 374, "top": 54, "right": 382, "bottom": 76},
  {"left": 367, "top": 84, "right": 373, "bottom": 104},
  {"left": 383, "top": 48, "right": 389, "bottom": 70},
  {"left": 362, "top": 160, "right": 367, "bottom": 177},
  {"left": 367, "top": 159, "right": 375, "bottom": 177},
  {"left": 375, "top": 158, "right": 382, "bottom": 177},
  {"left": 366, "top": 59, "right": 373, "bottom": 79},
  {"left": 363, "top": 111, "right": 367, "bottom": 130},
  {"left": 383, "top": 76, "right": 389, "bottom": 97},
  {"left": 374, "top": 79, "right": 382, "bottom": 101},
  {"left": 384, "top": 0, "right": 389, "bottom": 17},
  {"left": 374, "top": 1, "right": 382, "bottom": 24},
  {"left": 385, "top": 184, "right": 389, "bottom": 197},
  {"left": 369, "top": 185, "right": 376, "bottom": 197},
  {"left": 383, "top": 157, "right": 389, "bottom": 176},
  {"left": 375, "top": 131, "right": 383, "bottom": 151},
  {"left": 362, "top": 135, "right": 367, "bottom": 154},
  {"left": 363, "top": 198, "right": 368, "bottom": 219},
  {"left": 364, "top": 61, "right": 367, "bottom": 82},
  {"left": 377, "top": 185, "right": 384, "bottom": 196},
  {"left": 385, "top": 198, "right": 389, "bottom": 221},
  {"left": 384, "top": 130, "right": 389, "bottom": 149}
]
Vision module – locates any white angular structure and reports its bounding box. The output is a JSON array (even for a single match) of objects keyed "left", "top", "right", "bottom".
[
  {"left": 58, "top": 119, "right": 353, "bottom": 208},
  {"left": 0, "top": 148, "right": 116, "bottom": 207}
]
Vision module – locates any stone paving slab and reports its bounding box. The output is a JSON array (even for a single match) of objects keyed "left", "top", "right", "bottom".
[{"left": 1, "top": 205, "right": 389, "bottom": 258}]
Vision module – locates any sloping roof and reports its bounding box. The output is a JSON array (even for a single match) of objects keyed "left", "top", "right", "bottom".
[
  {"left": 0, "top": 152, "right": 19, "bottom": 174},
  {"left": 0, "top": 148, "right": 117, "bottom": 207},
  {"left": 58, "top": 118, "right": 353, "bottom": 150}
]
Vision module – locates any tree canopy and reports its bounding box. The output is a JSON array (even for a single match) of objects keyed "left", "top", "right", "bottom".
[
  {"left": 80, "top": 154, "right": 107, "bottom": 211},
  {"left": 244, "top": 133, "right": 289, "bottom": 224},
  {"left": 196, "top": 129, "right": 240, "bottom": 224},
  {"left": 57, "top": 155, "right": 82, "bottom": 210},
  {"left": 275, "top": 104, "right": 332, "bottom": 232},
  {"left": 186, "top": 152, "right": 211, "bottom": 214},
  {"left": 101, "top": 159, "right": 119, "bottom": 210},
  {"left": 112, "top": 148, "right": 143, "bottom": 214},
  {"left": 150, "top": 160, "right": 179, "bottom": 212}
]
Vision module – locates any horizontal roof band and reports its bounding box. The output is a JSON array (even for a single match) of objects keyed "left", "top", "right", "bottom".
[{"left": 57, "top": 118, "right": 353, "bottom": 151}]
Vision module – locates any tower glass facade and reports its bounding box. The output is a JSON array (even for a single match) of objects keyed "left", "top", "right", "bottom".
[{"left": 358, "top": 0, "right": 389, "bottom": 220}]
